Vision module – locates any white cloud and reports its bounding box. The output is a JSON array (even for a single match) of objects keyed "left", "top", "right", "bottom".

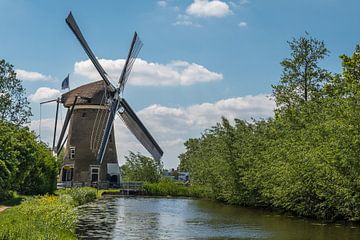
[
  {"left": 238, "top": 21, "right": 247, "bottom": 27},
  {"left": 74, "top": 58, "right": 222, "bottom": 86},
  {"left": 157, "top": 0, "right": 167, "bottom": 7},
  {"left": 29, "top": 87, "right": 61, "bottom": 103},
  {"left": 138, "top": 94, "right": 275, "bottom": 132},
  {"left": 15, "top": 69, "right": 53, "bottom": 81},
  {"left": 186, "top": 0, "right": 232, "bottom": 18}
]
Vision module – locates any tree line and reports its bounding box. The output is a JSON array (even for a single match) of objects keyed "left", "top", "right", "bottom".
[
  {"left": 0, "top": 59, "right": 57, "bottom": 199},
  {"left": 179, "top": 34, "right": 360, "bottom": 221}
]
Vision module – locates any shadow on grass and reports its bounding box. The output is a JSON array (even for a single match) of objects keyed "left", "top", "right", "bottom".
[{"left": 0, "top": 196, "right": 24, "bottom": 207}]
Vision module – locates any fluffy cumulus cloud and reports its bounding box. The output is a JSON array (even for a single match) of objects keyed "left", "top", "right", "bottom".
[
  {"left": 74, "top": 58, "right": 223, "bottom": 86},
  {"left": 186, "top": 0, "right": 232, "bottom": 18},
  {"left": 29, "top": 87, "right": 61, "bottom": 103},
  {"left": 138, "top": 94, "right": 275, "bottom": 132},
  {"left": 15, "top": 69, "right": 53, "bottom": 81},
  {"left": 30, "top": 94, "right": 275, "bottom": 168}
]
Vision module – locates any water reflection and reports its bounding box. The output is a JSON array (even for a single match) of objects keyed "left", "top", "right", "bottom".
[
  {"left": 76, "top": 197, "right": 360, "bottom": 240},
  {"left": 76, "top": 197, "right": 119, "bottom": 239}
]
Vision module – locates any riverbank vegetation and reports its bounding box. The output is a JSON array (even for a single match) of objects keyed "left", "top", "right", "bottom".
[
  {"left": 179, "top": 35, "right": 360, "bottom": 221},
  {"left": 144, "top": 179, "right": 213, "bottom": 198},
  {"left": 0, "top": 187, "right": 97, "bottom": 239}
]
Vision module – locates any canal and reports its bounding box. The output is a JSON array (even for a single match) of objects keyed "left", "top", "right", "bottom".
[{"left": 76, "top": 196, "right": 360, "bottom": 239}]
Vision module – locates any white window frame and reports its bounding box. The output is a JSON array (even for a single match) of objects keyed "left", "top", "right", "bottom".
[{"left": 90, "top": 165, "right": 100, "bottom": 183}]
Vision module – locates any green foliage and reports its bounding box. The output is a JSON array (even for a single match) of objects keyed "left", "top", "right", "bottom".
[
  {"left": 0, "top": 187, "right": 100, "bottom": 239},
  {"left": 121, "top": 152, "right": 162, "bottom": 183},
  {"left": 0, "top": 59, "right": 56, "bottom": 199},
  {"left": 0, "top": 59, "right": 32, "bottom": 126},
  {"left": 0, "top": 195, "right": 77, "bottom": 240},
  {"left": 56, "top": 187, "right": 97, "bottom": 206},
  {"left": 180, "top": 43, "right": 360, "bottom": 221},
  {"left": 0, "top": 121, "right": 57, "bottom": 199},
  {"left": 144, "top": 179, "right": 213, "bottom": 198},
  {"left": 272, "top": 33, "right": 331, "bottom": 108}
]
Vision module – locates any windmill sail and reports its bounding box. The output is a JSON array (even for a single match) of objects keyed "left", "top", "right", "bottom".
[
  {"left": 55, "top": 96, "right": 78, "bottom": 153},
  {"left": 66, "top": 12, "right": 114, "bottom": 91},
  {"left": 96, "top": 98, "right": 119, "bottom": 164},
  {"left": 118, "top": 98, "right": 163, "bottom": 161},
  {"left": 118, "top": 32, "right": 143, "bottom": 91}
]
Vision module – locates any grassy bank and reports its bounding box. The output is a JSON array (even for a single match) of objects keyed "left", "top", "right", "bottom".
[
  {"left": 144, "top": 179, "right": 213, "bottom": 198},
  {"left": 0, "top": 187, "right": 97, "bottom": 240}
]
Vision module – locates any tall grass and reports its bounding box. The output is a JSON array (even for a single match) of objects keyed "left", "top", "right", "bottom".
[
  {"left": 0, "top": 187, "right": 98, "bottom": 240},
  {"left": 0, "top": 195, "right": 76, "bottom": 239}
]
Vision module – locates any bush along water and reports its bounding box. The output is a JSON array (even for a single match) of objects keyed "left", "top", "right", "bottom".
[
  {"left": 0, "top": 187, "right": 98, "bottom": 239},
  {"left": 144, "top": 179, "right": 213, "bottom": 198}
]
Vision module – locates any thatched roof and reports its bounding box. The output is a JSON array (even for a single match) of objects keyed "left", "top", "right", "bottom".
[{"left": 61, "top": 80, "right": 110, "bottom": 107}]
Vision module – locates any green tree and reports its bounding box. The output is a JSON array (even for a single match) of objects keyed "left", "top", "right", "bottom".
[
  {"left": 329, "top": 45, "right": 360, "bottom": 97},
  {"left": 121, "top": 152, "right": 162, "bottom": 183},
  {"left": 0, "top": 59, "right": 32, "bottom": 125},
  {"left": 272, "top": 33, "right": 331, "bottom": 108},
  {"left": 0, "top": 121, "right": 57, "bottom": 199}
]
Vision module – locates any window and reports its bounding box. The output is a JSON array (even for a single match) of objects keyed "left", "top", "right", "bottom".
[
  {"left": 70, "top": 147, "right": 76, "bottom": 159},
  {"left": 91, "top": 167, "right": 100, "bottom": 183},
  {"left": 82, "top": 112, "right": 86, "bottom": 118},
  {"left": 62, "top": 165, "right": 74, "bottom": 181}
]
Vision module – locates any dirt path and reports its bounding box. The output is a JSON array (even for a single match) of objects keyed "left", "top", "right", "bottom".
[{"left": 0, "top": 206, "right": 10, "bottom": 213}]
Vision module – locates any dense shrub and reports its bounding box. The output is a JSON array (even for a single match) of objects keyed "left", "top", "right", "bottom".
[
  {"left": 0, "top": 121, "right": 57, "bottom": 199},
  {"left": 56, "top": 187, "right": 97, "bottom": 206},
  {"left": 144, "top": 179, "right": 213, "bottom": 198}
]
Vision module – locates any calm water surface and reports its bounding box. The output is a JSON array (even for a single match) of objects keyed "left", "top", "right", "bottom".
[{"left": 76, "top": 196, "right": 360, "bottom": 239}]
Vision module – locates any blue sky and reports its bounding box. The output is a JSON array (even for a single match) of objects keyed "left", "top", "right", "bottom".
[{"left": 1, "top": 0, "right": 359, "bottom": 168}]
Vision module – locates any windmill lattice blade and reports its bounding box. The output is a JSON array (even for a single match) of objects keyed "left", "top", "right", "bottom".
[
  {"left": 118, "top": 32, "right": 143, "bottom": 91},
  {"left": 118, "top": 98, "right": 163, "bottom": 161},
  {"left": 57, "top": 135, "right": 68, "bottom": 155},
  {"left": 96, "top": 98, "right": 119, "bottom": 164},
  {"left": 66, "top": 12, "right": 115, "bottom": 91},
  {"left": 52, "top": 100, "right": 60, "bottom": 151},
  {"left": 56, "top": 96, "right": 78, "bottom": 154}
]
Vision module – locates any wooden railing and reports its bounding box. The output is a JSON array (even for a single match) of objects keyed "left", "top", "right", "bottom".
[{"left": 120, "top": 181, "right": 144, "bottom": 195}]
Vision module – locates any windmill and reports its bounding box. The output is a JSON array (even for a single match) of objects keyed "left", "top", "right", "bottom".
[{"left": 54, "top": 12, "right": 163, "bottom": 188}]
